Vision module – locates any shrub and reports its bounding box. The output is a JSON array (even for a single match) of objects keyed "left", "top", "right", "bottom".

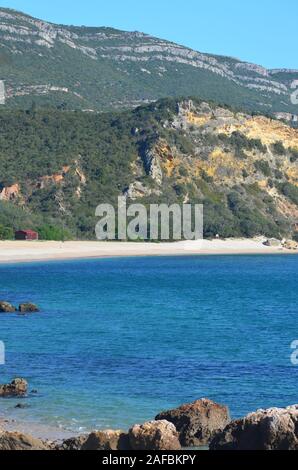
[
  {"left": 38, "top": 224, "right": 72, "bottom": 241},
  {"left": 254, "top": 159, "right": 272, "bottom": 177},
  {"left": 0, "top": 224, "right": 14, "bottom": 240},
  {"left": 271, "top": 141, "right": 286, "bottom": 155},
  {"left": 277, "top": 182, "right": 298, "bottom": 206}
]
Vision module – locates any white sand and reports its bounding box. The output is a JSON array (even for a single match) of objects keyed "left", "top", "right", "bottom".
[{"left": 0, "top": 238, "right": 294, "bottom": 263}]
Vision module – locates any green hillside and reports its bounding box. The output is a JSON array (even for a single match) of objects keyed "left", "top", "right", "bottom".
[
  {"left": 0, "top": 98, "right": 297, "bottom": 240},
  {"left": 0, "top": 8, "right": 297, "bottom": 116}
]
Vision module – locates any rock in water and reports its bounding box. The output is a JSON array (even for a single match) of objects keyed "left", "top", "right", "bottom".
[
  {"left": 19, "top": 303, "right": 40, "bottom": 313},
  {"left": 129, "top": 420, "right": 181, "bottom": 450},
  {"left": 0, "top": 378, "right": 28, "bottom": 397},
  {"left": 15, "top": 403, "right": 30, "bottom": 409},
  {"left": 155, "top": 398, "right": 230, "bottom": 446},
  {"left": 81, "top": 430, "right": 130, "bottom": 450},
  {"left": 0, "top": 301, "right": 16, "bottom": 313},
  {"left": 210, "top": 405, "right": 298, "bottom": 450},
  {"left": 0, "top": 432, "right": 49, "bottom": 450}
]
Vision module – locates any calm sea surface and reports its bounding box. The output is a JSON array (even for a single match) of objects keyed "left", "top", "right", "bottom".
[{"left": 0, "top": 255, "right": 297, "bottom": 433}]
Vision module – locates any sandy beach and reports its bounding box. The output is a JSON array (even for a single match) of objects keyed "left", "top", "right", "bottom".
[{"left": 0, "top": 238, "right": 295, "bottom": 264}]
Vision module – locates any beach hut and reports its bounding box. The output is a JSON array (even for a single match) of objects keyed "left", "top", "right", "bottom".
[{"left": 15, "top": 230, "right": 39, "bottom": 241}]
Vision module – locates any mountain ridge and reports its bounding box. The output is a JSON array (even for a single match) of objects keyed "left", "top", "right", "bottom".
[{"left": 0, "top": 7, "right": 298, "bottom": 116}]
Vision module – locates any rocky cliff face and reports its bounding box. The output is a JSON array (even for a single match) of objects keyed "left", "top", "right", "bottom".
[{"left": 0, "top": 8, "right": 298, "bottom": 115}]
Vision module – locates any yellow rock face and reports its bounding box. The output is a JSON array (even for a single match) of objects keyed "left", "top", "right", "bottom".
[
  {"left": 217, "top": 116, "right": 298, "bottom": 149},
  {"left": 186, "top": 112, "right": 211, "bottom": 127}
]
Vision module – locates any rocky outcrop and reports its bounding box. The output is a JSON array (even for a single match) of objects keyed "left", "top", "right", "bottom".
[
  {"left": 81, "top": 430, "right": 130, "bottom": 451},
  {"left": 142, "top": 146, "right": 163, "bottom": 185},
  {"left": 19, "top": 303, "right": 40, "bottom": 313},
  {"left": 0, "top": 378, "right": 28, "bottom": 397},
  {"left": 283, "top": 240, "right": 298, "bottom": 250},
  {"left": 263, "top": 238, "right": 281, "bottom": 247},
  {"left": 210, "top": 405, "right": 298, "bottom": 450},
  {"left": 155, "top": 398, "right": 230, "bottom": 446},
  {"left": 0, "top": 301, "right": 16, "bottom": 313},
  {"left": 0, "top": 183, "right": 21, "bottom": 202},
  {"left": 58, "top": 435, "right": 88, "bottom": 451},
  {"left": 129, "top": 420, "right": 181, "bottom": 450},
  {"left": 0, "top": 431, "right": 48, "bottom": 450},
  {"left": 124, "top": 181, "right": 153, "bottom": 200}
]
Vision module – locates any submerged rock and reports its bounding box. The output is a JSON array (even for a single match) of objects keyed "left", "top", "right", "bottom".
[
  {"left": 155, "top": 398, "right": 230, "bottom": 446},
  {"left": 19, "top": 303, "right": 40, "bottom": 313},
  {"left": 0, "top": 431, "right": 49, "bottom": 450},
  {"left": 0, "top": 378, "right": 28, "bottom": 397},
  {"left": 81, "top": 430, "right": 130, "bottom": 451},
  {"left": 129, "top": 420, "right": 181, "bottom": 450},
  {"left": 0, "top": 301, "right": 16, "bottom": 313},
  {"left": 210, "top": 405, "right": 298, "bottom": 450}
]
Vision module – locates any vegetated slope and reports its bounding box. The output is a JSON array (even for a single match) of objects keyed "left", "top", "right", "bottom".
[
  {"left": 0, "top": 98, "right": 297, "bottom": 240},
  {"left": 0, "top": 7, "right": 298, "bottom": 117}
]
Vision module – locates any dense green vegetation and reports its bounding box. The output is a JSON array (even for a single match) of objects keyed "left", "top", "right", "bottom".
[
  {"left": 0, "top": 223, "right": 13, "bottom": 240},
  {"left": 277, "top": 182, "right": 298, "bottom": 206},
  {"left": 0, "top": 98, "right": 296, "bottom": 240}
]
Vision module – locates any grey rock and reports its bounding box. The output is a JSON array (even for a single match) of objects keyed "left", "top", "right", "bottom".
[{"left": 210, "top": 405, "right": 298, "bottom": 450}]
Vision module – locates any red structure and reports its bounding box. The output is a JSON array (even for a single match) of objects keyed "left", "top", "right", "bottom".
[{"left": 15, "top": 230, "right": 39, "bottom": 241}]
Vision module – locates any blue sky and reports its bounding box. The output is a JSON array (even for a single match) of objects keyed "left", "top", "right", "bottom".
[{"left": 0, "top": 0, "right": 297, "bottom": 69}]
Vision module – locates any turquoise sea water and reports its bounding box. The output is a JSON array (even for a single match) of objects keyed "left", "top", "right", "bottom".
[{"left": 0, "top": 255, "right": 298, "bottom": 434}]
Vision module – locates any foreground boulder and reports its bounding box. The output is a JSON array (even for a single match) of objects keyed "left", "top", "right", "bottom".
[
  {"left": 210, "top": 405, "right": 298, "bottom": 450},
  {"left": 156, "top": 398, "right": 230, "bottom": 446},
  {"left": 0, "top": 301, "right": 16, "bottom": 313},
  {"left": 58, "top": 435, "right": 88, "bottom": 451},
  {"left": 0, "top": 431, "right": 49, "bottom": 450},
  {"left": 129, "top": 420, "right": 181, "bottom": 450},
  {"left": 81, "top": 430, "right": 130, "bottom": 450},
  {"left": 19, "top": 303, "right": 40, "bottom": 313},
  {"left": 0, "top": 378, "right": 28, "bottom": 397}
]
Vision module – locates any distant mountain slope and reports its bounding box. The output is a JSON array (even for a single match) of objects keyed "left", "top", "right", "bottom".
[
  {"left": 0, "top": 98, "right": 297, "bottom": 240},
  {"left": 0, "top": 7, "right": 298, "bottom": 116}
]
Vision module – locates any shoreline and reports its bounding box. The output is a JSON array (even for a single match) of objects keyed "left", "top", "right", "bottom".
[
  {"left": 0, "top": 238, "right": 296, "bottom": 264},
  {"left": 0, "top": 416, "right": 74, "bottom": 442}
]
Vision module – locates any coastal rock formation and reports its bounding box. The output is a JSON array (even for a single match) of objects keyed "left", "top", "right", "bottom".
[
  {"left": 19, "top": 303, "right": 40, "bottom": 313},
  {"left": 210, "top": 405, "right": 298, "bottom": 450},
  {"left": 81, "top": 430, "right": 130, "bottom": 451},
  {"left": 0, "top": 301, "right": 16, "bottom": 313},
  {"left": 155, "top": 398, "right": 230, "bottom": 446},
  {"left": 0, "top": 378, "right": 28, "bottom": 397},
  {"left": 283, "top": 240, "right": 298, "bottom": 250},
  {"left": 129, "top": 420, "right": 181, "bottom": 450},
  {"left": 58, "top": 435, "right": 88, "bottom": 451},
  {"left": 263, "top": 238, "right": 281, "bottom": 247},
  {"left": 0, "top": 431, "right": 49, "bottom": 450}
]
